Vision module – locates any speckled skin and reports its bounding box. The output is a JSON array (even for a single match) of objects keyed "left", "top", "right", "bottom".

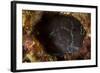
[{"left": 33, "top": 12, "right": 86, "bottom": 56}]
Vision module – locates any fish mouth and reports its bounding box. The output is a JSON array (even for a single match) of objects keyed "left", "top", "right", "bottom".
[{"left": 65, "top": 46, "right": 79, "bottom": 53}]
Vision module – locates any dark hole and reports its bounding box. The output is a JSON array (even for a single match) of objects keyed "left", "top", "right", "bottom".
[{"left": 33, "top": 12, "right": 86, "bottom": 57}]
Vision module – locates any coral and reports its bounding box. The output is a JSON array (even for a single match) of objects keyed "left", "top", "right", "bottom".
[{"left": 22, "top": 10, "right": 91, "bottom": 62}]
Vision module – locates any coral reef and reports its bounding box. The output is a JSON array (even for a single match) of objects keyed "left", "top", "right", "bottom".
[{"left": 22, "top": 10, "right": 91, "bottom": 62}]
